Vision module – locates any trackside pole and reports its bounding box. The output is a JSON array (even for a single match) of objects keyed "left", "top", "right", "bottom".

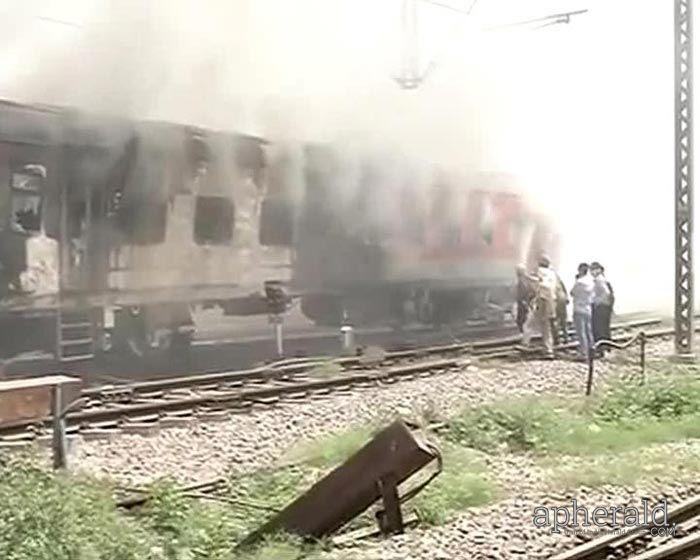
[
  {"left": 273, "top": 316, "right": 284, "bottom": 357},
  {"left": 51, "top": 385, "right": 67, "bottom": 469},
  {"left": 675, "top": 0, "right": 695, "bottom": 360}
]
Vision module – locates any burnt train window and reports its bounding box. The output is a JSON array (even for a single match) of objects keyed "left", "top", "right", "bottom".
[
  {"left": 9, "top": 165, "right": 45, "bottom": 234},
  {"left": 479, "top": 197, "right": 495, "bottom": 245},
  {"left": 12, "top": 169, "right": 43, "bottom": 192},
  {"left": 117, "top": 199, "right": 167, "bottom": 245},
  {"left": 194, "top": 196, "right": 234, "bottom": 245},
  {"left": 259, "top": 197, "right": 294, "bottom": 246}
]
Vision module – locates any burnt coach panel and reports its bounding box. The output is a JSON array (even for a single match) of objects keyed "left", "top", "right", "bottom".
[
  {"left": 290, "top": 144, "right": 556, "bottom": 326},
  {"left": 0, "top": 99, "right": 290, "bottom": 360}
]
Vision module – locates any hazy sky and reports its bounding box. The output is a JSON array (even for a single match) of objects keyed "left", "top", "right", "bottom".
[{"left": 0, "top": 0, "right": 689, "bottom": 312}]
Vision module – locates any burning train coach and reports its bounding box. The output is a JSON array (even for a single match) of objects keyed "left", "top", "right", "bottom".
[
  {"left": 267, "top": 144, "right": 558, "bottom": 326},
  {"left": 0, "top": 99, "right": 556, "bottom": 363},
  {"left": 0, "top": 99, "right": 287, "bottom": 362}
]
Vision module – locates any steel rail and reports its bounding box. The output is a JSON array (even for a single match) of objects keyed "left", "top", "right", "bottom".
[
  {"left": 0, "top": 358, "right": 461, "bottom": 438},
  {"left": 83, "top": 317, "right": 662, "bottom": 401},
  {"left": 81, "top": 321, "right": 520, "bottom": 399},
  {"left": 629, "top": 530, "right": 700, "bottom": 559},
  {"left": 0, "top": 316, "right": 672, "bottom": 440},
  {"left": 551, "top": 495, "right": 700, "bottom": 560}
]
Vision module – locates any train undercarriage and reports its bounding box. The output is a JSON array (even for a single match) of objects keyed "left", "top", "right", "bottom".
[
  {"left": 0, "top": 279, "right": 515, "bottom": 365},
  {"left": 0, "top": 289, "right": 274, "bottom": 364},
  {"left": 299, "top": 283, "right": 514, "bottom": 328}
]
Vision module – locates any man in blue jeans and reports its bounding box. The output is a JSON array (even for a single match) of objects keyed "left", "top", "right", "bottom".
[{"left": 570, "top": 263, "right": 594, "bottom": 361}]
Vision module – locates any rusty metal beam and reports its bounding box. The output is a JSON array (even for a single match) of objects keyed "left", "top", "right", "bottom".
[
  {"left": 239, "top": 420, "right": 438, "bottom": 547},
  {"left": 377, "top": 473, "right": 403, "bottom": 535},
  {"left": 0, "top": 375, "right": 81, "bottom": 429}
]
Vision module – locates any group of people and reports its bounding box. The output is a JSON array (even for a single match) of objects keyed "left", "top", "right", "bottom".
[{"left": 515, "top": 256, "right": 614, "bottom": 360}]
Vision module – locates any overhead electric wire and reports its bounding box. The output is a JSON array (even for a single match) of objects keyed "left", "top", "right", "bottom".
[
  {"left": 36, "top": 16, "right": 83, "bottom": 29},
  {"left": 488, "top": 9, "right": 589, "bottom": 30},
  {"left": 418, "top": 0, "right": 479, "bottom": 16},
  {"left": 397, "top": 1, "right": 589, "bottom": 89}
]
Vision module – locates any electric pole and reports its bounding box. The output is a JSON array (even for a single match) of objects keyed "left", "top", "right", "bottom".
[
  {"left": 396, "top": 0, "right": 421, "bottom": 89},
  {"left": 675, "top": 0, "right": 695, "bottom": 359}
]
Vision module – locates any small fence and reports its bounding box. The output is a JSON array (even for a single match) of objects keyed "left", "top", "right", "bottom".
[{"left": 585, "top": 331, "right": 647, "bottom": 396}]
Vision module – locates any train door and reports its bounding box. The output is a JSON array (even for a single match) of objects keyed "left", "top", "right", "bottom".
[
  {"left": 61, "top": 159, "right": 88, "bottom": 294},
  {"left": 54, "top": 143, "right": 118, "bottom": 299}
]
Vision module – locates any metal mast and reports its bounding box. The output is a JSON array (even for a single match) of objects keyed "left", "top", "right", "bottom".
[
  {"left": 395, "top": 2, "right": 588, "bottom": 90},
  {"left": 396, "top": 0, "right": 421, "bottom": 89},
  {"left": 675, "top": 0, "right": 695, "bottom": 358}
]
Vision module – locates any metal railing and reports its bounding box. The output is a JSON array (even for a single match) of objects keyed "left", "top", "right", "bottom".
[{"left": 585, "top": 331, "right": 647, "bottom": 396}]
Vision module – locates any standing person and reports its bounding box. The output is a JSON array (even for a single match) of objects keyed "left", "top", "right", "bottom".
[
  {"left": 590, "top": 262, "right": 613, "bottom": 356},
  {"left": 522, "top": 255, "right": 557, "bottom": 358},
  {"left": 570, "top": 263, "right": 594, "bottom": 361},
  {"left": 515, "top": 264, "right": 534, "bottom": 333},
  {"left": 553, "top": 275, "right": 569, "bottom": 346}
]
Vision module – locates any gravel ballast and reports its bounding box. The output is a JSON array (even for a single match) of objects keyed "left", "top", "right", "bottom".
[
  {"left": 68, "top": 349, "right": 643, "bottom": 485},
  {"left": 29, "top": 337, "right": 699, "bottom": 559},
  {"left": 61, "top": 338, "right": 681, "bottom": 485}
]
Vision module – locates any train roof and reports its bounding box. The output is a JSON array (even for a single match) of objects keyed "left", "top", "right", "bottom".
[
  {"left": 301, "top": 143, "right": 525, "bottom": 194},
  {"left": 0, "top": 98, "right": 268, "bottom": 149}
]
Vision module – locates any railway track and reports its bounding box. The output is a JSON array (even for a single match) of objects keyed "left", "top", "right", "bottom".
[
  {"left": 552, "top": 494, "right": 700, "bottom": 560},
  {"left": 0, "top": 316, "right": 667, "bottom": 442},
  {"left": 80, "top": 316, "right": 662, "bottom": 402}
]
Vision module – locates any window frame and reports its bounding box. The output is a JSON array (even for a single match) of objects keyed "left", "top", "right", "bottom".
[
  {"left": 192, "top": 195, "right": 235, "bottom": 246},
  {"left": 8, "top": 163, "right": 46, "bottom": 235}
]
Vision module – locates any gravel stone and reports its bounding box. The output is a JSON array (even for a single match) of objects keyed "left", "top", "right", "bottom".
[
  {"left": 67, "top": 353, "right": 609, "bottom": 485},
  {"left": 34, "top": 336, "right": 698, "bottom": 559}
]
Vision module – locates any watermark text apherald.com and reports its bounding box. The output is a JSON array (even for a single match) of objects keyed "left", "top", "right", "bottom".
[{"left": 533, "top": 499, "right": 677, "bottom": 535}]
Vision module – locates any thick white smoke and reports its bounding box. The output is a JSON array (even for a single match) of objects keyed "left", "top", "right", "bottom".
[{"left": 0, "top": 0, "right": 691, "bottom": 315}]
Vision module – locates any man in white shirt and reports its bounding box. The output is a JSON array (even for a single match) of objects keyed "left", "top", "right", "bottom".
[
  {"left": 570, "top": 262, "right": 594, "bottom": 360},
  {"left": 590, "top": 262, "right": 614, "bottom": 356},
  {"left": 522, "top": 255, "right": 557, "bottom": 358}
]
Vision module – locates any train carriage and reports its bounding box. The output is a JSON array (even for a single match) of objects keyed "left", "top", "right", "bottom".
[
  {"left": 0, "top": 99, "right": 558, "bottom": 363},
  {"left": 287, "top": 144, "right": 557, "bottom": 326},
  {"left": 0, "top": 99, "right": 290, "bottom": 362}
]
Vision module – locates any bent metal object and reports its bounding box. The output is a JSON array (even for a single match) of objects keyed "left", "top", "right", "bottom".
[{"left": 238, "top": 420, "right": 441, "bottom": 548}]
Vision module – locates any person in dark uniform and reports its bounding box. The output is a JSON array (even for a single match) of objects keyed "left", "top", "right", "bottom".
[
  {"left": 515, "top": 264, "right": 534, "bottom": 333},
  {"left": 590, "top": 262, "right": 614, "bottom": 356}
]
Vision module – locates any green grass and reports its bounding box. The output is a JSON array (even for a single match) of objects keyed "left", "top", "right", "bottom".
[
  {"left": 243, "top": 537, "right": 306, "bottom": 560},
  {"left": 444, "top": 397, "right": 566, "bottom": 454},
  {"left": 279, "top": 425, "right": 376, "bottom": 468},
  {"left": 440, "top": 372, "right": 700, "bottom": 494},
  {"left": 444, "top": 374, "right": 700, "bottom": 457},
  {"left": 595, "top": 377, "right": 700, "bottom": 422},
  {"left": 4, "top": 365, "right": 700, "bottom": 558},
  {"left": 0, "top": 454, "right": 312, "bottom": 560},
  {"left": 0, "top": 456, "right": 157, "bottom": 560},
  {"left": 542, "top": 445, "right": 700, "bottom": 488},
  {"left": 410, "top": 446, "right": 496, "bottom": 525},
  {"left": 544, "top": 414, "right": 700, "bottom": 456},
  {"left": 274, "top": 373, "right": 700, "bottom": 527}
]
